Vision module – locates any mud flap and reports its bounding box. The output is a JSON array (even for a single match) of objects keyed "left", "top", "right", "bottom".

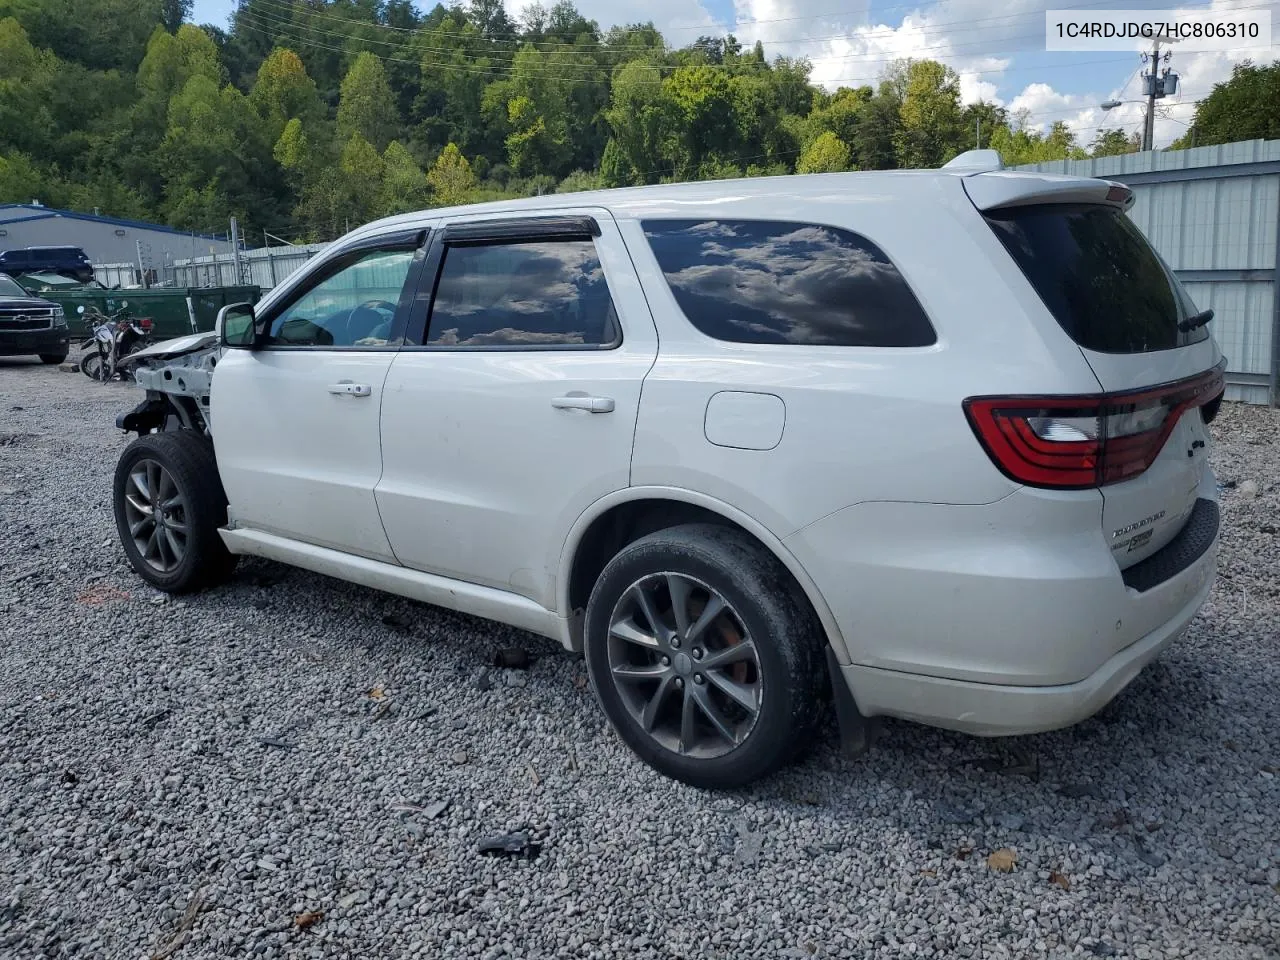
[{"left": 826, "top": 646, "right": 879, "bottom": 756}]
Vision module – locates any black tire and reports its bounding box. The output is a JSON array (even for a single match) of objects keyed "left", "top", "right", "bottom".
[
  {"left": 39, "top": 353, "right": 67, "bottom": 365},
  {"left": 112, "top": 431, "right": 237, "bottom": 593},
  {"left": 80, "top": 352, "right": 105, "bottom": 380},
  {"left": 584, "top": 523, "right": 826, "bottom": 789}
]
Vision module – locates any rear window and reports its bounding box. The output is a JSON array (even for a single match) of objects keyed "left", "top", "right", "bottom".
[
  {"left": 642, "top": 219, "right": 936, "bottom": 347},
  {"left": 984, "top": 203, "right": 1208, "bottom": 353}
]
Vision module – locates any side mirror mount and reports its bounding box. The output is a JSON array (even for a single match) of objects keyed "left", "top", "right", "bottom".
[{"left": 218, "top": 302, "right": 261, "bottom": 349}]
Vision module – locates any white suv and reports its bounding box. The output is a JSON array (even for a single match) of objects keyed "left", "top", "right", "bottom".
[{"left": 111, "top": 155, "right": 1224, "bottom": 787}]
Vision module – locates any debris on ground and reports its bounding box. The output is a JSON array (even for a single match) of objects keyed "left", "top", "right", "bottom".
[
  {"left": 492, "top": 647, "right": 531, "bottom": 669},
  {"left": 477, "top": 831, "right": 541, "bottom": 859},
  {"left": 987, "top": 848, "right": 1017, "bottom": 873}
]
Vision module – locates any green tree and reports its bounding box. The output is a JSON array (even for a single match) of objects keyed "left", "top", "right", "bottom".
[
  {"left": 161, "top": 0, "right": 190, "bottom": 32},
  {"left": 0, "top": 150, "right": 45, "bottom": 202},
  {"left": 1091, "top": 128, "right": 1139, "bottom": 157},
  {"left": 426, "top": 142, "right": 475, "bottom": 205},
  {"left": 1181, "top": 61, "right": 1280, "bottom": 147},
  {"left": 0, "top": 0, "right": 166, "bottom": 70},
  {"left": 379, "top": 139, "right": 428, "bottom": 215},
  {"left": 250, "top": 48, "right": 323, "bottom": 134},
  {"left": 797, "top": 131, "right": 850, "bottom": 173},
  {"left": 137, "top": 23, "right": 221, "bottom": 102},
  {"left": 337, "top": 51, "right": 398, "bottom": 151},
  {"left": 895, "top": 59, "right": 965, "bottom": 168}
]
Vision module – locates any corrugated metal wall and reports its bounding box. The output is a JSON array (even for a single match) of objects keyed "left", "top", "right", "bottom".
[
  {"left": 1016, "top": 139, "right": 1280, "bottom": 405},
  {"left": 168, "top": 243, "right": 330, "bottom": 290}
]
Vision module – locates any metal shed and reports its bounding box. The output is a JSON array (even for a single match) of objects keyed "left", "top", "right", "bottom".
[
  {"left": 0, "top": 204, "right": 235, "bottom": 278},
  {"left": 1015, "top": 139, "right": 1280, "bottom": 406}
]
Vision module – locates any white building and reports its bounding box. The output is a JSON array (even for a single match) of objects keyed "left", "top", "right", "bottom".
[{"left": 0, "top": 203, "right": 236, "bottom": 273}]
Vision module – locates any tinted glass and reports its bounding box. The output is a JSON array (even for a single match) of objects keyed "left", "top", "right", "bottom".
[
  {"left": 426, "top": 240, "right": 618, "bottom": 347},
  {"left": 268, "top": 249, "right": 414, "bottom": 347},
  {"left": 984, "top": 203, "right": 1208, "bottom": 353},
  {"left": 642, "top": 219, "right": 935, "bottom": 347},
  {"left": 0, "top": 274, "right": 26, "bottom": 296}
]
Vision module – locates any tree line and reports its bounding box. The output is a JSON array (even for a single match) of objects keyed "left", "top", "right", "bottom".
[{"left": 0, "top": 0, "right": 1276, "bottom": 241}]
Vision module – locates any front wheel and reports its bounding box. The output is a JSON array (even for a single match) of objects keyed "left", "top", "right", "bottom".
[
  {"left": 39, "top": 353, "right": 67, "bottom": 365},
  {"left": 584, "top": 523, "right": 826, "bottom": 789},
  {"left": 112, "top": 431, "right": 237, "bottom": 593},
  {"left": 80, "top": 352, "right": 105, "bottom": 380}
]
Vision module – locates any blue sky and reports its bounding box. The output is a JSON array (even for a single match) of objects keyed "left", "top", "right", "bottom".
[{"left": 191, "top": 0, "right": 1280, "bottom": 146}]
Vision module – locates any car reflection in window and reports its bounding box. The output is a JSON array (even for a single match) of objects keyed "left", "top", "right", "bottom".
[
  {"left": 643, "top": 219, "right": 936, "bottom": 347},
  {"left": 427, "top": 240, "right": 619, "bottom": 347}
]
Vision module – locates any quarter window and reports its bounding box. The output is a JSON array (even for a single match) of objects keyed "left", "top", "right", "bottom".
[
  {"left": 642, "top": 219, "right": 936, "bottom": 347},
  {"left": 267, "top": 248, "right": 416, "bottom": 347},
  {"left": 425, "top": 240, "right": 619, "bottom": 347}
]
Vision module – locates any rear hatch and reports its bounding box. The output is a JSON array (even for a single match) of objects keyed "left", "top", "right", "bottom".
[{"left": 964, "top": 174, "right": 1224, "bottom": 571}]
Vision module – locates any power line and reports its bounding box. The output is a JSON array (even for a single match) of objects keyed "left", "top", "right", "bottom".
[
  {"left": 235, "top": 8, "right": 1148, "bottom": 86},
  {"left": 240, "top": 7, "right": 1204, "bottom": 129},
  {"left": 242, "top": 0, "right": 1243, "bottom": 54}
]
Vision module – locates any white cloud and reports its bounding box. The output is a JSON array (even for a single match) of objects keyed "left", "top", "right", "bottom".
[{"left": 724, "top": 0, "right": 1278, "bottom": 148}]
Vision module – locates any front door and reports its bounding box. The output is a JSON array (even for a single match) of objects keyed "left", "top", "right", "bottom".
[
  {"left": 375, "top": 210, "right": 658, "bottom": 610},
  {"left": 212, "top": 233, "right": 426, "bottom": 563}
]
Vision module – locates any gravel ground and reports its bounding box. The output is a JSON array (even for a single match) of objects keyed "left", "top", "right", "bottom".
[{"left": 1, "top": 358, "right": 1277, "bottom": 960}]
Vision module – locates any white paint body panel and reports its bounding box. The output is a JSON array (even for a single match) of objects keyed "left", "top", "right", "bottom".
[
  {"left": 375, "top": 209, "right": 658, "bottom": 609},
  {"left": 201, "top": 170, "right": 1222, "bottom": 738},
  {"left": 211, "top": 350, "right": 398, "bottom": 562},
  {"left": 703, "top": 391, "right": 785, "bottom": 450}
]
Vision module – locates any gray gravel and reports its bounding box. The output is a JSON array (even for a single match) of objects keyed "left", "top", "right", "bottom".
[{"left": 2, "top": 359, "right": 1278, "bottom": 960}]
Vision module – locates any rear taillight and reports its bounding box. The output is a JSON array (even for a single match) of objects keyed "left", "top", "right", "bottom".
[
  {"left": 139, "top": 317, "right": 153, "bottom": 331},
  {"left": 964, "top": 362, "right": 1225, "bottom": 490}
]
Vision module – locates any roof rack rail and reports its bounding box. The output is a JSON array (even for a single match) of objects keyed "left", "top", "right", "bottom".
[{"left": 941, "top": 149, "right": 1005, "bottom": 174}]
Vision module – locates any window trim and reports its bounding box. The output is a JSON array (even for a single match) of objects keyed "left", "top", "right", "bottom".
[
  {"left": 640, "top": 217, "right": 938, "bottom": 349},
  {"left": 255, "top": 228, "right": 429, "bottom": 352},
  {"left": 401, "top": 223, "right": 623, "bottom": 352}
]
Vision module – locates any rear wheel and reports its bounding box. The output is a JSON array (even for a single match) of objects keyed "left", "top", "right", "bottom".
[
  {"left": 80, "top": 352, "right": 105, "bottom": 380},
  {"left": 39, "top": 353, "right": 67, "bottom": 365},
  {"left": 113, "top": 431, "right": 237, "bottom": 593},
  {"left": 584, "top": 523, "right": 825, "bottom": 788}
]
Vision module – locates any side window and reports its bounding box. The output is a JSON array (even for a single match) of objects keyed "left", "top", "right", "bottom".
[
  {"left": 267, "top": 248, "right": 416, "bottom": 347},
  {"left": 642, "top": 219, "right": 936, "bottom": 347},
  {"left": 424, "top": 239, "right": 619, "bottom": 348}
]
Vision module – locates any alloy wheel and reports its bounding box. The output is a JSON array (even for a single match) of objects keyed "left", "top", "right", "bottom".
[
  {"left": 606, "top": 572, "right": 762, "bottom": 758},
  {"left": 122, "top": 458, "right": 189, "bottom": 573}
]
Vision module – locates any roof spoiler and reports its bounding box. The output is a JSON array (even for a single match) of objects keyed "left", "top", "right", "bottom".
[{"left": 963, "top": 174, "right": 1135, "bottom": 213}]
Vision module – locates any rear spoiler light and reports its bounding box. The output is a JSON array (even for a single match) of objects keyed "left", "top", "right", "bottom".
[{"left": 964, "top": 362, "right": 1225, "bottom": 490}]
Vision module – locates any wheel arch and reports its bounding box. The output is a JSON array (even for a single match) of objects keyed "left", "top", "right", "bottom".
[{"left": 558, "top": 487, "right": 849, "bottom": 662}]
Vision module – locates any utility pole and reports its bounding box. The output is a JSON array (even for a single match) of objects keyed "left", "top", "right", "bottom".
[
  {"left": 1141, "top": 33, "right": 1179, "bottom": 152},
  {"left": 230, "top": 216, "right": 243, "bottom": 286},
  {"left": 975, "top": 116, "right": 981, "bottom": 150}
]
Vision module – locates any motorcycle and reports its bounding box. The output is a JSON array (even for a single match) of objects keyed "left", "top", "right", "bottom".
[{"left": 76, "top": 302, "right": 154, "bottom": 381}]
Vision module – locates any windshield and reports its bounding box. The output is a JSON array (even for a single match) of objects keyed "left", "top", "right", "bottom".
[
  {"left": 984, "top": 203, "right": 1208, "bottom": 354},
  {"left": 0, "top": 274, "right": 29, "bottom": 298}
]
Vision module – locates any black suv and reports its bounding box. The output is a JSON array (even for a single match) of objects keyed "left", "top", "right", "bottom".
[
  {"left": 0, "top": 246, "right": 94, "bottom": 283},
  {"left": 0, "top": 272, "right": 70, "bottom": 364}
]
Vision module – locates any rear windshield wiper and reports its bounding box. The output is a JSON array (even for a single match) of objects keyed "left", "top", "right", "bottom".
[{"left": 1178, "top": 308, "right": 1214, "bottom": 333}]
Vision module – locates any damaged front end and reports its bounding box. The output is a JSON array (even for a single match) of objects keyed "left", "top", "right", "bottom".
[{"left": 114, "top": 332, "right": 221, "bottom": 437}]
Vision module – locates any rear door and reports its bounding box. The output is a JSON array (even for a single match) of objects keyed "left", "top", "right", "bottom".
[
  {"left": 976, "top": 184, "right": 1223, "bottom": 568},
  {"left": 374, "top": 209, "right": 657, "bottom": 610}
]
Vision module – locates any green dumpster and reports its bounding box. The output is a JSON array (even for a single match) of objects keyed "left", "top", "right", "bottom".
[{"left": 14, "top": 284, "right": 263, "bottom": 340}]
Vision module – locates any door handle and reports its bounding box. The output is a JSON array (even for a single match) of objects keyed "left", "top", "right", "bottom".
[
  {"left": 328, "top": 381, "right": 372, "bottom": 397},
  {"left": 552, "top": 395, "right": 615, "bottom": 414}
]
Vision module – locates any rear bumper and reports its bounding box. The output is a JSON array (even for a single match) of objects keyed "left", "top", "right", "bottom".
[
  {"left": 786, "top": 462, "right": 1219, "bottom": 733},
  {"left": 839, "top": 555, "right": 1214, "bottom": 735},
  {"left": 0, "top": 328, "right": 70, "bottom": 356}
]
